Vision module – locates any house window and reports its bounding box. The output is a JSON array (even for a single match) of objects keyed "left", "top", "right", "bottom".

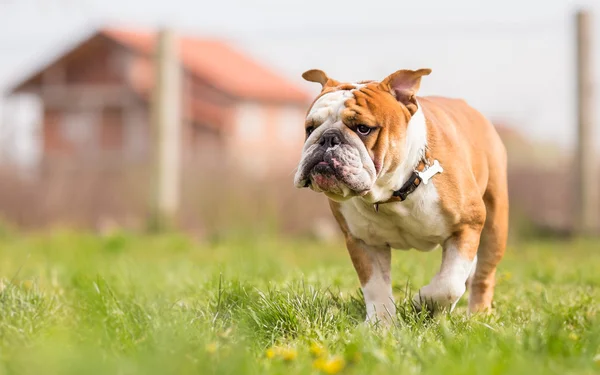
[
  {"left": 61, "top": 111, "right": 99, "bottom": 149},
  {"left": 236, "top": 103, "right": 263, "bottom": 141}
]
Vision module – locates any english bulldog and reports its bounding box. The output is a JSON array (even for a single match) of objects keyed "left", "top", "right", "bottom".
[{"left": 294, "top": 68, "right": 508, "bottom": 323}]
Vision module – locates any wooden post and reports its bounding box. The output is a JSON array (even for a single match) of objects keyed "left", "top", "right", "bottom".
[
  {"left": 150, "top": 28, "right": 181, "bottom": 231},
  {"left": 575, "top": 9, "right": 598, "bottom": 236}
]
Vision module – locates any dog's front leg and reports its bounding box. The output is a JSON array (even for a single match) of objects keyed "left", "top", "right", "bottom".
[
  {"left": 345, "top": 237, "right": 395, "bottom": 325},
  {"left": 414, "top": 227, "right": 480, "bottom": 314}
]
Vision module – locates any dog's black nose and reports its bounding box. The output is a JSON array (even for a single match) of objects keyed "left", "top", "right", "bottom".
[{"left": 319, "top": 132, "right": 341, "bottom": 148}]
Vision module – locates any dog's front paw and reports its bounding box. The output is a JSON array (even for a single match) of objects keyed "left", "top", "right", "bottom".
[
  {"left": 413, "top": 277, "right": 466, "bottom": 314},
  {"left": 364, "top": 301, "right": 396, "bottom": 328}
]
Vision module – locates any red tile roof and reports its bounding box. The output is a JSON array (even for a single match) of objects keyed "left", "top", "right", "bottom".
[{"left": 102, "top": 28, "right": 309, "bottom": 103}]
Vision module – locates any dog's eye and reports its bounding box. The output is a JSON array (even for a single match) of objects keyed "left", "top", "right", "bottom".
[
  {"left": 356, "top": 125, "right": 372, "bottom": 136},
  {"left": 305, "top": 126, "right": 315, "bottom": 137}
]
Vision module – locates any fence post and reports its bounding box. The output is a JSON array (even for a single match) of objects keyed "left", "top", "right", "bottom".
[
  {"left": 575, "top": 10, "right": 598, "bottom": 236},
  {"left": 149, "top": 28, "right": 181, "bottom": 231}
]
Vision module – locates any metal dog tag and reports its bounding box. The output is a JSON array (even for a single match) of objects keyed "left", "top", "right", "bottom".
[{"left": 417, "top": 160, "right": 443, "bottom": 185}]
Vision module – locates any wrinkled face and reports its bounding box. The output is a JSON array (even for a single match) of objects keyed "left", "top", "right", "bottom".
[{"left": 293, "top": 81, "right": 413, "bottom": 202}]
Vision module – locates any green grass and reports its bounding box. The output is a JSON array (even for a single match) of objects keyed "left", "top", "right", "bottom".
[{"left": 0, "top": 229, "right": 598, "bottom": 374}]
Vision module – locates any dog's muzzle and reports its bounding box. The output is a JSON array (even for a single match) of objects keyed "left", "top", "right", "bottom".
[{"left": 294, "top": 129, "right": 373, "bottom": 197}]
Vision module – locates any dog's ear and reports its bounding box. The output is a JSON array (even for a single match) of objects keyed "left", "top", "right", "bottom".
[
  {"left": 380, "top": 68, "right": 431, "bottom": 114},
  {"left": 302, "top": 69, "right": 340, "bottom": 88}
]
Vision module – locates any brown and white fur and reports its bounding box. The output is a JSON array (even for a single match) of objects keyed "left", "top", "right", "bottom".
[{"left": 294, "top": 68, "right": 508, "bottom": 324}]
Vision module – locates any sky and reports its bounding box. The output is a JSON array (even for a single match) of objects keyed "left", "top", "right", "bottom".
[{"left": 0, "top": 0, "right": 599, "bottom": 166}]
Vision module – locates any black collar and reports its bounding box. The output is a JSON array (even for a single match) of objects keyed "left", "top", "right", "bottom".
[
  {"left": 392, "top": 171, "right": 422, "bottom": 201},
  {"left": 373, "top": 171, "right": 423, "bottom": 212}
]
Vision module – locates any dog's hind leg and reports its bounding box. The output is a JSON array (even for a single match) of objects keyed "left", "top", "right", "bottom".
[{"left": 468, "top": 169, "right": 509, "bottom": 314}]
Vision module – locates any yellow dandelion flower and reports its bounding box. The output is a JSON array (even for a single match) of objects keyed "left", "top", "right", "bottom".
[
  {"left": 310, "top": 342, "right": 326, "bottom": 358},
  {"left": 281, "top": 347, "right": 297, "bottom": 361},
  {"left": 205, "top": 342, "right": 217, "bottom": 354},
  {"left": 265, "top": 347, "right": 278, "bottom": 359},
  {"left": 267, "top": 346, "right": 288, "bottom": 359},
  {"left": 320, "top": 356, "right": 346, "bottom": 374},
  {"left": 313, "top": 357, "right": 327, "bottom": 370}
]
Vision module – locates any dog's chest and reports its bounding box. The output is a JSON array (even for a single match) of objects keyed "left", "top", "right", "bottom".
[{"left": 338, "top": 183, "right": 450, "bottom": 251}]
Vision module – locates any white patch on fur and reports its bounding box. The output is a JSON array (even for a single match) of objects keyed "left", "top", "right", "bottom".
[
  {"left": 466, "top": 256, "right": 477, "bottom": 289},
  {"left": 340, "top": 182, "right": 448, "bottom": 251},
  {"left": 395, "top": 101, "right": 428, "bottom": 183},
  {"left": 306, "top": 90, "right": 353, "bottom": 125},
  {"left": 362, "top": 267, "right": 395, "bottom": 324},
  {"left": 414, "top": 252, "right": 477, "bottom": 312},
  {"left": 305, "top": 84, "right": 364, "bottom": 126},
  {"left": 299, "top": 89, "right": 355, "bottom": 158}
]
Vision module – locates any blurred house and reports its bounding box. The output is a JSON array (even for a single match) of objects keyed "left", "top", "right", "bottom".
[
  {"left": 0, "top": 27, "right": 326, "bottom": 232},
  {"left": 10, "top": 28, "right": 310, "bottom": 175}
]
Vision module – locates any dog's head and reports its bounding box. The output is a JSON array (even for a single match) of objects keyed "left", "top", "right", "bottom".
[{"left": 293, "top": 68, "right": 431, "bottom": 202}]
